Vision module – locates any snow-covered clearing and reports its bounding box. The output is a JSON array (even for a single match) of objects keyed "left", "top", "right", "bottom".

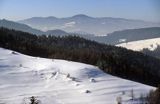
[
  {"left": 0, "top": 48, "right": 155, "bottom": 104},
  {"left": 116, "top": 38, "right": 160, "bottom": 51}
]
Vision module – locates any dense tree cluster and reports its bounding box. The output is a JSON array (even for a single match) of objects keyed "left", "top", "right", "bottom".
[
  {"left": 142, "top": 46, "right": 160, "bottom": 59},
  {"left": 0, "top": 27, "right": 160, "bottom": 87}
]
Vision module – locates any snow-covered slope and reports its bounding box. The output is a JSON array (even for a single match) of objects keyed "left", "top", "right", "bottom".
[
  {"left": 116, "top": 38, "right": 160, "bottom": 51},
  {"left": 0, "top": 48, "right": 155, "bottom": 104}
]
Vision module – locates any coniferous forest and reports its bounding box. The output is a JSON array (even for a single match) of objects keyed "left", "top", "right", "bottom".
[
  {"left": 0, "top": 27, "right": 160, "bottom": 87},
  {"left": 142, "top": 46, "right": 160, "bottom": 59}
]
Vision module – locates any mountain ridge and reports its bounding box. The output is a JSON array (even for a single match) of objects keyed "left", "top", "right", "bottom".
[
  {"left": 93, "top": 27, "right": 160, "bottom": 45},
  {"left": 0, "top": 19, "right": 44, "bottom": 35},
  {"left": 18, "top": 14, "right": 160, "bottom": 35},
  {"left": 1, "top": 19, "right": 160, "bottom": 45}
]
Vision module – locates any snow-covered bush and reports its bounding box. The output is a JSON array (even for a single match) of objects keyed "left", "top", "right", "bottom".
[{"left": 90, "top": 78, "right": 96, "bottom": 83}]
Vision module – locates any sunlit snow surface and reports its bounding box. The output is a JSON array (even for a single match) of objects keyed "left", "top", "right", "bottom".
[
  {"left": 0, "top": 48, "right": 155, "bottom": 104},
  {"left": 116, "top": 38, "right": 160, "bottom": 51}
]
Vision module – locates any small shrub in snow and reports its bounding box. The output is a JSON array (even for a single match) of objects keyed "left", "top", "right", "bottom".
[
  {"left": 29, "top": 96, "right": 39, "bottom": 104},
  {"left": 66, "top": 73, "right": 70, "bottom": 78},
  {"left": 130, "top": 89, "right": 135, "bottom": 100},
  {"left": 52, "top": 72, "right": 57, "bottom": 76},
  {"left": 85, "top": 90, "right": 91, "bottom": 93},
  {"left": 66, "top": 73, "right": 77, "bottom": 81},
  {"left": 75, "top": 83, "right": 80, "bottom": 86},
  {"left": 71, "top": 77, "right": 76, "bottom": 81},
  {"left": 90, "top": 78, "right": 96, "bottom": 83},
  {"left": 11, "top": 51, "right": 18, "bottom": 55}
]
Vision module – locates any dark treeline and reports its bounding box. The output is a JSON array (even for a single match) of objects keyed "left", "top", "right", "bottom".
[
  {"left": 0, "top": 27, "right": 160, "bottom": 87},
  {"left": 142, "top": 45, "right": 160, "bottom": 59}
]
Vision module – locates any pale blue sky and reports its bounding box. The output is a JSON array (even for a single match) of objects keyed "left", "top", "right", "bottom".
[{"left": 0, "top": 0, "right": 160, "bottom": 22}]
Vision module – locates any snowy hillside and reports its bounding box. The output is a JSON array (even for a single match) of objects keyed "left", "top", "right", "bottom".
[
  {"left": 116, "top": 38, "right": 160, "bottom": 51},
  {"left": 0, "top": 48, "right": 155, "bottom": 104}
]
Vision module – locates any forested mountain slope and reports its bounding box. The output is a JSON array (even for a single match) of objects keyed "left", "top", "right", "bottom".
[{"left": 0, "top": 27, "right": 160, "bottom": 87}]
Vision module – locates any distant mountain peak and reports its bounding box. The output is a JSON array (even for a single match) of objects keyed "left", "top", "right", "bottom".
[
  {"left": 72, "top": 14, "right": 92, "bottom": 18},
  {"left": 45, "top": 16, "right": 58, "bottom": 19},
  {"left": 28, "top": 16, "right": 57, "bottom": 20},
  {"left": 46, "top": 29, "right": 67, "bottom": 33},
  {"left": 2, "top": 19, "right": 7, "bottom": 21}
]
